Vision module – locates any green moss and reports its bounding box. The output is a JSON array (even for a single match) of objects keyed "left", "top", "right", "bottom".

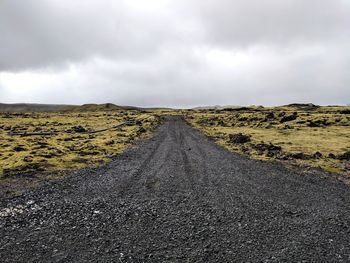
[
  {"left": 0, "top": 111, "right": 159, "bottom": 177},
  {"left": 185, "top": 106, "right": 350, "bottom": 175}
]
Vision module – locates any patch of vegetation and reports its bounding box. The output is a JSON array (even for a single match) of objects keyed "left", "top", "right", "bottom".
[
  {"left": 184, "top": 105, "right": 350, "bottom": 175},
  {"left": 0, "top": 110, "right": 159, "bottom": 178}
]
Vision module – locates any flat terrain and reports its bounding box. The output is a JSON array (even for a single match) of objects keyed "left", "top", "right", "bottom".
[
  {"left": 0, "top": 110, "right": 158, "bottom": 178},
  {"left": 185, "top": 105, "right": 350, "bottom": 174},
  {"left": 1, "top": 117, "right": 350, "bottom": 262}
]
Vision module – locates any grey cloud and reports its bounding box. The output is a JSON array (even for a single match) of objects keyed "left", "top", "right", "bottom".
[
  {"left": 0, "top": 0, "right": 183, "bottom": 71},
  {"left": 190, "top": 0, "right": 350, "bottom": 47},
  {"left": 0, "top": 0, "right": 349, "bottom": 106}
]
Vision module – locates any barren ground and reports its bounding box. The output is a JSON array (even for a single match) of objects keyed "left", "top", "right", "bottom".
[{"left": 1, "top": 117, "right": 350, "bottom": 262}]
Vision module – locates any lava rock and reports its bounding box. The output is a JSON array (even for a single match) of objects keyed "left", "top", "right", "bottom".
[
  {"left": 253, "top": 143, "right": 282, "bottom": 152},
  {"left": 337, "top": 151, "right": 350, "bottom": 161},
  {"left": 217, "top": 120, "right": 226, "bottom": 126},
  {"left": 280, "top": 112, "right": 298, "bottom": 123},
  {"left": 138, "top": 127, "right": 146, "bottom": 133},
  {"left": 340, "top": 109, "right": 350, "bottom": 114},
  {"left": 307, "top": 121, "right": 321, "bottom": 127},
  {"left": 265, "top": 112, "right": 275, "bottom": 119},
  {"left": 289, "top": 152, "right": 311, "bottom": 160},
  {"left": 328, "top": 153, "right": 336, "bottom": 159},
  {"left": 13, "top": 145, "right": 26, "bottom": 152},
  {"left": 313, "top": 152, "right": 323, "bottom": 159},
  {"left": 72, "top": 126, "right": 86, "bottom": 133},
  {"left": 229, "top": 133, "right": 251, "bottom": 144},
  {"left": 105, "top": 140, "right": 115, "bottom": 146}
]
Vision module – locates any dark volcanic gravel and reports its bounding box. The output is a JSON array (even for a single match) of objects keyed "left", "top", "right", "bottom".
[{"left": 1, "top": 116, "right": 350, "bottom": 262}]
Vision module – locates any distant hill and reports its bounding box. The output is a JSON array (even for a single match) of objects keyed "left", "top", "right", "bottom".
[
  {"left": 192, "top": 105, "right": 265, "bottom": 110},
  {"left": 0, "top": 103, "right": 143, "bottom": 113},
  {"left": 0, "top": 103, "right": 75, "bottom": 113},
  {"left": 193, "top": 103, "right": 324, "bottom": 111},
  {"left": 283, "top": 103, "right": 320, "bottom": 111},
  {"left": 62, "top": 103, "right": 141, "bottom": 112},
  {"left": 192, "top": 105, "right": 241, "bottom": 110}
]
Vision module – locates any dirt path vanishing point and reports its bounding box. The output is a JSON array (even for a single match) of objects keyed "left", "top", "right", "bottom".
[{"left": 1, "top": 116, "right": 350, "bottom": 262}]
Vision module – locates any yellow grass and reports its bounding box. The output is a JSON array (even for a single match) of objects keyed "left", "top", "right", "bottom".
[
  {"left": 185, "top": 106, "right": 350, "bottom": 174},
  {"left": 0, "top": 111, "right": 159, "bottom": 177}
]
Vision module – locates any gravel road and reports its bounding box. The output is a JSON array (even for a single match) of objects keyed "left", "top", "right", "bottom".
[{"left": 1, "top": 116, "right": 350, "bottom": 262}]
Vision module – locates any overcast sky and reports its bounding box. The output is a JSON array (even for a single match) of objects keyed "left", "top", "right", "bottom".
[{"left": 0, "top": 0, "right": 349, "bottom": 107}]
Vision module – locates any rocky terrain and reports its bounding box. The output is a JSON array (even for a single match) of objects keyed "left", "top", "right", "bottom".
[
  {"left": 184, "top": 104, "right": 350, "bottom": 175},
  {"left": 1, "top": 117, "right": 350, "bottom": 262},
  {"left": 0, "top": 110, "right": 159, "bottom": 182}
]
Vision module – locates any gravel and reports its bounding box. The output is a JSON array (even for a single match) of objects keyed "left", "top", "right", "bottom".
[{"left": 1, "top": 116, "right": 350, "bottom": 262}]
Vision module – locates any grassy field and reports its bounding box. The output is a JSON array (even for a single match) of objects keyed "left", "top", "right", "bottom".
[
  {"left": 1, "top": 104, "right": 349, "bottom": 181},
  {"left": 0, "top": 110, "right": 159, "bottom": 178},
  {"left": 184, "top": 105, "right": 350, "bottom": 175}
]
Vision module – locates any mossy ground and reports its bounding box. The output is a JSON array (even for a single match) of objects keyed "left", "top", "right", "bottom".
[
  {"left": 1, "top": 106, "right": 349, "bottom": 179},
  {"left": 0, "top": 110, "right": 159, "bottom": 178},
  {"left": 184, "top": 106, "right": 350, "bottom": 175}
]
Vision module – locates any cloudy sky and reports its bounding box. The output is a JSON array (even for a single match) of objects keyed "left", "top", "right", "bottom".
[{"left": 0, "top": 0, "right": 349, "bottom": 107}]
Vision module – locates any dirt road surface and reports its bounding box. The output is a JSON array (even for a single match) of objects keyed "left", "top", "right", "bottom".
[{"left": 1, "top": 117, "right": 350, "bottom": 262}]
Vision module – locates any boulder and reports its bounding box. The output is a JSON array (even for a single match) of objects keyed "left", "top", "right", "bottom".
[
  {"left": 307, "top": 121, "right": 321, "bottom": 127},
  {"left": 337, "top": 151, "right": 350, "bottom": 161},
  {"left": 253, "top": 143, "right": 282, "bottom": 152},
  {"left": 280, "top": 112, "right": 298, "bottom": 123},
  {"left": 72, "top": 126, "right": 86, "bottom": 133},
  {"left": 313, "top": 152, "right": 323, "bottom": 159},
  {"left": 229, "top": 133, "right": 251, "bottom": 144},
  {"left": 289, "top": 152, "right": 311, "bottom": 160},
  {"left": 13, "top": 145, "right": 26, "bottom": 152}
]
